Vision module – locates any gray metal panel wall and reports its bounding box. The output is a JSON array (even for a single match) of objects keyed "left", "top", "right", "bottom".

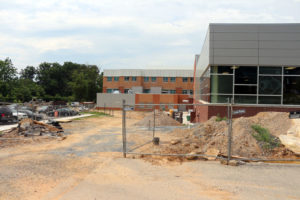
[
  {"left": 209, "top": 23, "right": 300, "bottom": 66},
  {"left": 96, "top": 93, "right": 135, "bottom": 108}
]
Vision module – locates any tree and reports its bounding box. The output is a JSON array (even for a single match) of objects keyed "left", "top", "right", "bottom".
[
  {"left": 20, "top": 66, "right": 36, "bottom": 81},
  {"left": 0, "top": 58, "right": 17, "bottom": 100}
]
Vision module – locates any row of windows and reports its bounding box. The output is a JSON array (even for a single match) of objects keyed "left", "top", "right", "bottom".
[
  {"left": 106, "top": 89, "right": 193, "bottom": 94},
  {"left": 207, "top": 65, "right": 300, "bottom": 105},
  {"left": 107, "top": 76, "right": 193, "bottom": 82}
]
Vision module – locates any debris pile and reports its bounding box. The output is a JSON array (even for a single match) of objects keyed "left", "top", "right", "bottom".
[
  {"left": 143, "top": 112, "right": 299, "bottom": 161},
  {"left": 0, "top": 118, "right": 66, "bottom": 148},
  {"left": 134, "top": 111, "right": 182, "bottom": 127}
]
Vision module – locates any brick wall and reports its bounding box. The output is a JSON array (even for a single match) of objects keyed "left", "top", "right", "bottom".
[{"left": 103, "top": 76, "right": 193, "bottom": 94}]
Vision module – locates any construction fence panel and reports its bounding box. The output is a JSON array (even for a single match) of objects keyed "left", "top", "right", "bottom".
[
  {"left": 122, "top": 102, "right": 231, "bottom": 162},
  {"left": 122, "top": 102, "right": 300, "bottom": 163}
]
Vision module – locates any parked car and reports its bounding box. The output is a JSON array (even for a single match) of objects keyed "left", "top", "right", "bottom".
[
  {"left": 37, "top": 105, "right": 52, "bottom": 114},
  {"left": 0, "top": 106, "right": 14, "bottom": 123},
  {"left": 19, "top": 110, "right": 43, "bottom": 121},
  {"left": 47, "top": 108, "right": 79, "bottom": 117},
  {"left": 9, "top": 108, "right": 28, "bottom": 121},
  {"left": 71, "top": 102, "right": 80, "bottom": 107}
]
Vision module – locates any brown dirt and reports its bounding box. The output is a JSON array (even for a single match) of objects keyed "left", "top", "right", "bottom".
[
  {"left": 138, "top": 112, "right": 299, "bottom": 162},
  {"left": 134, "top": 111, "right": 182, "bottom": 127}
]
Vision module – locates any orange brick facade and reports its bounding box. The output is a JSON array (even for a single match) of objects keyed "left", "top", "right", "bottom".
[{"left": 103, "top": 76, "right": 193, "bottom": 94}]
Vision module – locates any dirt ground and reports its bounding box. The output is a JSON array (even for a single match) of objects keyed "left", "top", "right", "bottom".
[{"left": 0, "top": 111, "right": 300, "bottom": 200}]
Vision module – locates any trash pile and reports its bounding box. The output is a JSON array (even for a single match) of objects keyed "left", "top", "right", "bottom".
[
  {"left": 143, "top": 112, "right": 299, "bottom": 162},
  {"left": 0, "top": 118, "right": 66, "bottom": 148},
  {"left": 134, "top": 111, "right": 182, "bottom": 127}
]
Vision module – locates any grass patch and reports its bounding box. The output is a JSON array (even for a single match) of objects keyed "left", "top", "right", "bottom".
[
  {"left": 251, "top": 124, "right": 280, "bottom": 150},
  {"left": 215, "top": 114, "right": 227, "bottom": 122},
  {"left": 75, "top": 111, "right": 110, "bottom": 120}
]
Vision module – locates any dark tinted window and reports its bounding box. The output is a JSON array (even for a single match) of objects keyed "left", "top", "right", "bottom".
[
  {"left": 259, "top": 67, "right": 282, "bottom": 75},
  {"left": 235, "top": 66, "right": 257, "bottom": 84},
  {"left": 284, "top": 67, "right": 300, "bottom": 75},
  {"left": 259, "top": 76, "right": 282, "bottom": 95},
  {"left": 211, "top": 66, "right": 233, "bottom": 74}
]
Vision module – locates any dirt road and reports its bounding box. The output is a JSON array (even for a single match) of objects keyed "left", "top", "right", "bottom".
[{"left": 0, "top": 113, "right": 300, "bottom": 200}]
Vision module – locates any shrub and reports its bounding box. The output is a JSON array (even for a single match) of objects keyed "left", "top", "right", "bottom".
[
  {"left": 251, "top": 124, "right": 280, "bottom": 150},
  {"left": 216, "top": 114, "right": 227, "bottom": 122}
]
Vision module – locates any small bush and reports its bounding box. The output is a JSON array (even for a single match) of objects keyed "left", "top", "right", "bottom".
[
  {"left": 251, "top": 124, "right": 280, "bottom": 150},
  {"left": 216, "top": 114, "right": 227, "bottom": 122}
]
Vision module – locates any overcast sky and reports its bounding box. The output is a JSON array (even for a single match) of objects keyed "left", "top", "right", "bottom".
[{"left": 0, "top": 0, "right": 300, "bottom": 70}]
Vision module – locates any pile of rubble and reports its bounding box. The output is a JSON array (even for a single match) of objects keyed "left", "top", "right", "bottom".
[
  {"left": 143, "top": 112, "right": 299, "bottom": 162},
  {"left": 0, "top": 118, "right": 66, "bottom": 148}
]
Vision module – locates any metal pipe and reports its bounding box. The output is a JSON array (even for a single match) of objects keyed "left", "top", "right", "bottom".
[
  {"left": 227, "top": 98, "right": 233, "bottom": 164},
  {"left": 125, "top": 152, "right": 300, "bottom": 162},
  {"left": 122, "top": 100, "right": 127, "bottom": 158},
  {"left": 153, "top": 108, "right": 155, "bottom": 138}
]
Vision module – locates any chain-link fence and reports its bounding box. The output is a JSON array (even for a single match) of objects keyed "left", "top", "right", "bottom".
[{"left": 121, "top": 100, "right": 300, "bottom": 163}]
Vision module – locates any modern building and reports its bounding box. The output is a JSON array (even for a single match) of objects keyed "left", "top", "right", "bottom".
[
  {"left": 103, "top": 69, "right": 194, "bottom": 95},
  {"left": 193, "top": 23, "right": 300, "bottom": 122}
]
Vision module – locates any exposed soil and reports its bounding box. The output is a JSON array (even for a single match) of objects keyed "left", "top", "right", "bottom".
[{"left": 137, "top": 112, "right": 299, "bottom": 162}]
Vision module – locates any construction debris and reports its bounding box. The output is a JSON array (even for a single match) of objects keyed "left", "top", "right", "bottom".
[
  {"left": 0, "top": 118, "right": 66, "bottom": 148},
  {"left": 141, "top": 112, "right": 300, "bottom": 162}
]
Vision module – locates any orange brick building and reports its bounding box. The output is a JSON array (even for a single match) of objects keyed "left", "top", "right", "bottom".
[{"left": 103, "top": 69, "right": 194, "bottom": 95}]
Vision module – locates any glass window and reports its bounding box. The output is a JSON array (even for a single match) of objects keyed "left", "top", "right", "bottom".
[
  {"left": 107, "top": 77, "right": 112, "bottom": 81},
  {"left": 235, "top": 85, "right": 257, "bottom": 94},
  {"left": 163, "top": 77, "right": 168, "bottom": 82},
  {"left": 259, "top": 96, "right": 281, "bottom": 104},
  {"left": 170, "top": 90, "right": 176, "bottom": 94},
  {"left": 283, "top": 76, "right": 300, "bottom": 104},
  {"left": 144, "top": 77, "right": 149, "bottom": 82},
  {"left": 190, "top": 90, "right": 193, "bottom": 95},
  {"left": 124, "top": 76, "right": 130, "bottom": 81},
  {"left": 259, "top": 76, "right": 282, "bottom": 95},
  {"left": 259, "top": 67, "right": 282, "bottom": 75},
  {"left": 124, "top": 89, "right": 129, "bottom": 93},
  {"left": 151, "top": 77, "right": 156, "bottom": 82},
  {"left": 235, "top": 66, "right": 257, "bottom": 84},
  {"left": 106, "top": 89, "right": 112, "bottom": 93},
  {"left": 170, "top": 77, "right": 176, "bottom": 82},
  {"left": 143, "top": 89, "right": 150, "bottom": 93},
  {"left": 210, "top": 75, "right": 233, "bottom": 94},
  {"left": 132, "top": 77, "right": 137, "bottom": 81},
  {"left": 114, "top": 77, "right": 119, "bottom": 81},
  {"left": 211, "top": 95, "right": 233, "bottom": 103},
  {"left": 182, "top": 90, "right": 188, "bottom": 94},
  {"left": 182, "top": 77, "right": 188, "bottom": 82},
  {"left": 211, "top": 66, "right": 233, "bottom": 74},
  {"left": 284, "top": 67, "right": 300, "bottom": 75},
  {"left": 190, "top": 77, "right": 194, "bottom": 82},
  {"left": 234, "top": 96, "right": 257, "bottom": 104}
]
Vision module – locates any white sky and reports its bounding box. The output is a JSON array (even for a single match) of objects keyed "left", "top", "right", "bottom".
[{"left": 0, "top": 0, "right": 299, "bottom": 70}]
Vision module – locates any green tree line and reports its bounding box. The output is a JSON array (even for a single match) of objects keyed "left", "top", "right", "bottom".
[{"left": 0, "top": 58, "right": 103, "bottom": 102}]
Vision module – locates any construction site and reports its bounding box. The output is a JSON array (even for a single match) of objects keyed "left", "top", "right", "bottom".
[
  {"left": 1, "top": 20, "right": 300, "bottom": 199},
  {"left": 0, "top": 101, "right": 300, "bottom": 199}
]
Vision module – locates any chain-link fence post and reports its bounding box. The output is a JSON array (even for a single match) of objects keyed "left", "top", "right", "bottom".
[
  {"left": 227, "top": 98, "right": 233, "bottom": 164},
  {"left": 122, "top": 100, "right": 127, "bottom": 158},
  {"left": 153, "top": 108, "right": 156, "bottom": 139}
]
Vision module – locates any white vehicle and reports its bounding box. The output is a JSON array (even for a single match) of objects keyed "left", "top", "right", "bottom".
[
  {"left": 11, "top": 109, "right": 28, "bottom": 121},
  {"left": 71, "top": 102, "right": 80, "bottom": 107}
]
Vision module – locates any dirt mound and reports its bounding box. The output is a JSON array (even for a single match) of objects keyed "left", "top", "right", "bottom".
[
  {"left": 0, "top": 118, "right": 65, "bottom": 148},
  {"left": 144, "top": 112, "right": 298, "bottom": 161},
  {"left": 134, "top": 111, "right": 182, "bottom": 127}
]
